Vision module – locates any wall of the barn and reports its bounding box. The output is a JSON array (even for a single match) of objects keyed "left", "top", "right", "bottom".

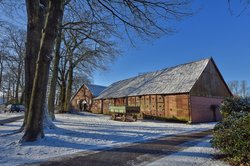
[
  {"left": 190, "top": 60, "right": 231, "bottom": 97},
  {"left": 189, "top": 60, "right": 231, "bottom": 123},
  {"left": 91, "top": 99, "right": 102, "bottom": 113},
  {"left": 71, "top": 85, "right": 93, "bottom": 111},
  {"left": 190, "top": 96, "right": 223, "bottom": 123},
  {"left": 114, "top": 98, "right": 126, "bottom": 106},
  {"left": 164, "top": 94, "right": 190, "bottom": 121},
  {"left": 102, "top": 99, "right": 115, "bottom": 114},
  {"left": 92, "top": 94, "right": 190, "bottom": 121}
]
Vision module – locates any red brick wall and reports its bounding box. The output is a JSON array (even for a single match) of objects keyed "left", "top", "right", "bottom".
[
  {"left": 71, "top": 85, "right": 93, "bottom": 111},
  {"left": 190, "top": 96, "right": 223, "bottom": 123}
]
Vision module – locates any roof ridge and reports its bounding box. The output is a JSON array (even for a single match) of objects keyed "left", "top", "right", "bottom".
[
  {"left": 97, "top": 57, "right": 211, "bottom": 99},
  {"left": 87, "top": 84, "right": 107, "bottom": 88},
  {"left": 108, "top": 57, "right": 210, "bottom": 86}
]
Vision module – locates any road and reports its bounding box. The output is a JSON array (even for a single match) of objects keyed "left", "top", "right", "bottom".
[
  {"left": 30, "top": 130, "right": 211, "bottom": 166},
  {"left": 0, "top": 115, "right": 24, "bottom": 125}
]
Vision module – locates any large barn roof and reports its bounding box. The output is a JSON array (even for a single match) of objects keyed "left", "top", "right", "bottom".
[
  {"left": 96, "top": 58, "right": 211, "bottom": 99},
  {"left": 86, "top": 84, "right": 107, "bottom": 97},
  {"left": 71, "top": 84, "right": 107, "bottom": 101}
]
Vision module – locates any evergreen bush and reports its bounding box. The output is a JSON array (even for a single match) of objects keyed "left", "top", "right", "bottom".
[{"left": 212, "top": 97, "right": 250, "bottom": 165}]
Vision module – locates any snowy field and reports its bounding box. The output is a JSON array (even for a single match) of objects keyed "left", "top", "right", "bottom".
[{"left": 0, "top": 112, "right": 220, "bottom": 166}]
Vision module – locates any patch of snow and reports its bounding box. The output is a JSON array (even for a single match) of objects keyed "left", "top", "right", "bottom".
[
  {"left": 0, "top": 112, "right": 24, "bottom": 120},
  {"left": 0, "top": 112, "right": 217, "bottom": 166},
  {"left": 145, "top": 135, "right": 229, "bottom": 166}
]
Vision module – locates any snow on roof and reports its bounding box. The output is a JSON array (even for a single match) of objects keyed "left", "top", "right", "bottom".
[
  {"left": 96, "top": 58, "right": 210, "bottom": 99},
  {"left": 86, "top": 84, "right": 107, "bottom": 97}
]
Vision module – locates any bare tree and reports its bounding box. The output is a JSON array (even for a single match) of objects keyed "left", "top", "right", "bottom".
[
  {"left": 0, "top": 42, "right": 6, "bottom": 91},
  {"left": 21, "top": 0, "right": 64, "bottom": 142},
  {"left": 0, "top": 25, "right": 25, "bottom": 104},
  {"left": 60, "top": 27, "right": 117, "bottom": 113},
  {"left": 228, "top": 80, "right": 250, "bottom": 97},
  {"left": 25, "top": 0, "right": 192, "bottom": 142},
  {"left": 240, "top": 80, "right": 250, "bottom": 98},
  {"left": 228, "top": 0, "right": 250, "bottom": 15},
  {"left": 48, "top": 0, "right": 191, "bottom": 117},
  {"left": 228, "top": 80, "right": 240, "bottom": 96},
  {"left": 4, "top": 27, "right": 25, "bottom": 104},
  {"left": 0, "top": 0, "right": 193, "bottom": 142},
  {"left": 47, "top": 2, "right": 66, "bottom": 120}
]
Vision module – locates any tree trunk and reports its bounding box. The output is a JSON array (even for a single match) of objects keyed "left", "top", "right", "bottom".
[
  {"left": 21, "top": 0, "right": 64, "bottom": 142},
  {"left": 11, "top": 81, "right": 15, "bottom": 101},
  {"left": 59, "top": 80, "right": 66, "bottom": 112},
  {"left": 23, "top": 0, "right": 45, "bottom": 130},
  {"left": 0, "top": 56, "right": 3, "bottom": 89},
  {"left": 15, "top": 69, "right": 22, "bottom": 104},
  {"left": 48, "top": 15, "right": 63, "bottom": 120},
  {"left": 7, "top": 77, "right": 10, "bottom": 102},
  {"left": 15, "top": 80, "right": 19, "bottom": 103},
  {"left": 44, "top": 102, "right": 56, "bottom": 129},
  {"left": 20, "top": 90, "right": 24, "bottom": 104},
  {"left": 64, "top": 55, "right": 73, "bottom": 112},
  {"left": 2, "top": 93, "right": 5, "bottom": 104}
]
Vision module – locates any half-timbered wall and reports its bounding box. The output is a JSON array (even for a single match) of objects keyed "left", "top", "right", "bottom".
[
  {"left": 114, "top": 98, "right": 126, "bottom": 106},
  {"left": 102, "top": 99, "right": 114, "bottom": 114},
  {"left": 163, "top": 94, "right": 189, "bottom": 121},
  {"left": 91, "top": 99, "right": 102, "bottom": 114},
  {"left": 92, "top": 94, "right": 190, "bottom": 121},
  {"left": 90, "top": 58, "right": 232, "bottom": 123}
]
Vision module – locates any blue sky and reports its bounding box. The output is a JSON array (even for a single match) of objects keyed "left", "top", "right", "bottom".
[{"left": 93, "top": 0, "right": 250, "bottom": 86}]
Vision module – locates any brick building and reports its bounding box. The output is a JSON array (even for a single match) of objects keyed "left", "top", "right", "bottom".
[
  {"left": 71, "top": 84, "right": 106, "bottom": 112},
  {"left": 91, "top": 58, "right": 232, "bottom": 123}
]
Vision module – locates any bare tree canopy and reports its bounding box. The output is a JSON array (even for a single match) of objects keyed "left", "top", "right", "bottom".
[
  {"left": 0, "top": 25, "right": 25, "bottom": 104},
  {"left": 228, "top": 0, "right": 250, "bottom": 15},
  {"left": 48, "top": 0, "right": 193, "bottom": 117},
  {"left": 65, "top": 0, "right": 192, "bottom": 42},
  {"left": 0, "top": 0, "right": 194, "bottom": 142},
  {"left": 228, "top": 80, "right": 250, "bottom": 98}
]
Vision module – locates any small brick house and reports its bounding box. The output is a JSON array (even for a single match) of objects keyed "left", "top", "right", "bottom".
[
  {"left": 71, "top": 84, "right": 106, "bottom": 111},
  {"left": 91, "top": 58, "right": 232, "bottom": 123}
]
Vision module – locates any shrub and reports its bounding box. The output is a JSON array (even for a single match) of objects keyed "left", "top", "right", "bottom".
[
  {"left": 220, "top": 97, "right": 250, "bottom": 117},
  {"left": 212, "top": 97, "right": 250, "bottom": 165}
]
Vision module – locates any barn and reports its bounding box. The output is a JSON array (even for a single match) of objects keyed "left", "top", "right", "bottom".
[
  {"left": 71, "top": 84, "right": 107, "bottom": 112},
  {"left": 91, "top": 58, "right": 232, "bottom": 123}
]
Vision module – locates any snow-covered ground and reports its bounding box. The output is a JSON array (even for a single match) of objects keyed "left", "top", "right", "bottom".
[
  {"left": 0, "top": 111, "right": 24, "bottom": 120},
  {"left": 0, "top": 112, "right": 223, "bottom": 166},
  {"left": 145, "top": 136, "right": 229, "bottom": 166}
]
